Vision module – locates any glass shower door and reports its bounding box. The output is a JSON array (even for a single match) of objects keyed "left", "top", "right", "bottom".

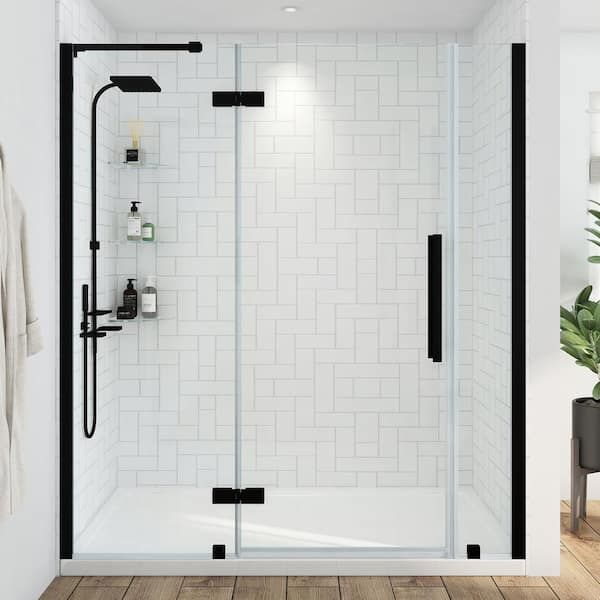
[
  {"left": 71, "top": 45, "right": 238, "bottom": 559},
  {"left": 454, "top": 42, "right": 514, "bottom": 560},
  {"left": 238, "top": 39, "right": 451, "bottom": 555}
]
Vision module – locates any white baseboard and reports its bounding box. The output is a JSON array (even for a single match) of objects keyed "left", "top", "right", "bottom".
[{"left": 61, "top": 558, "right": 527, "bottom": 577}]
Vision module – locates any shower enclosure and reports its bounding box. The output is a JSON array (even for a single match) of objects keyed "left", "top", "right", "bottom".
[{"left": 59, "top": 35, "right": 525, "bottom": 573}]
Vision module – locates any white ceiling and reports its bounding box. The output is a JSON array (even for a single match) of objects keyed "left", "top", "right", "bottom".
[
  {"left": 92, "top": 0, "right": 496, "bottom": 33},
  {"left": 561, "top": 0, "right": 600, "bottom": 31}
]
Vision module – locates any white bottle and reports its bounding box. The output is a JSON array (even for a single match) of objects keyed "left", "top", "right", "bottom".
[
  {"left": 141, "top": 276, "right": 157, "bottom": 318},
  {"left": 127, "top": 201, "right": 142, "bottom": 241}
]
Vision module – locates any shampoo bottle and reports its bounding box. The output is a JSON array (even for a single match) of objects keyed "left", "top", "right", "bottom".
[
  {"left": 123, "top": 278, "right": 137, "bottom": 318},
  {"left": 127, "top": 201, "right": 142, "bottom": 241},
  {"left": 141, "top": 276, "right": 157, "bottom": 318}
]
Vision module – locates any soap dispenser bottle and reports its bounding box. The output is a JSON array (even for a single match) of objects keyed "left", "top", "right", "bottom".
[
  {"left": 142, "top": 220, "right": 155, "bottom": 242},
  {"left": 123, "top": 278, "right": 137, "bottom": 318},
  {"left": 127, "top": 201, "right": 142, "bottom": 241},
  {"left": 141, "top": 276, "right": 157, "bottom": 318}
]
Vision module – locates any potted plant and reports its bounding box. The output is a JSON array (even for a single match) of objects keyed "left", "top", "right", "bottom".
[{"left": 561, "top": 200, "right": 600, "bottom": 471}]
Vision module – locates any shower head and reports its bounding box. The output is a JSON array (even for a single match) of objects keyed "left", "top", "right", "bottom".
[{"left": 109, "top": 75, "right": 161, "bottom": 93}]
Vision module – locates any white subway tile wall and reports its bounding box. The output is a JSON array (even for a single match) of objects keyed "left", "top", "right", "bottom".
[
  {"left": 59, "top": 0, "right": 120, "bottom": 541},
  {"left": 109, "top": 32, "right": 467, "bottom": 490},
  {"left": 239, "top": 35, "right": 453, "bottom": 489},
  {"left": 465, "top": 0, "right": 527, "bottom": 540},
  {"left": 114, "top": 37, "right": 237, "bottom": 488},
  {"left": 58, "top": 0, "right": 523, "bottom": 550}
]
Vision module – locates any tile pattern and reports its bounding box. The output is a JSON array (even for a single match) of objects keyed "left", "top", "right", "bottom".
[
  {"left": 239, "top": 33, "right": 452, "bottom": 488},
  {"left": 57, "top": 1, "right": 522, "bottom": 543},
  {"left": 468, "top": 0, "right": 523, "bottom": 541},
  {"left": 114, "top": 36, "right": 237, "bottom": 487},
  {"left": 112, "top": 32, "right": 463, "bottom": 489},
  {"left": 60, "top": 0, "right": 120, "bottom": 541}
]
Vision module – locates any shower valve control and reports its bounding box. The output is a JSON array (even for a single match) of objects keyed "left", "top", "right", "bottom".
[{"left": 212, "top": 487, "right": 265, "bottom": 504}]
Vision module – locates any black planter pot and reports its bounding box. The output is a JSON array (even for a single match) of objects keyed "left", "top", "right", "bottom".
[{"left": 573, "top": 397, "right": 600, "bottom": 470}]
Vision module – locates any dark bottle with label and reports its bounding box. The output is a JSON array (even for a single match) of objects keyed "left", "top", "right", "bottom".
[{"left": 123, "top": 278, "right": 137, "bottom": 318}]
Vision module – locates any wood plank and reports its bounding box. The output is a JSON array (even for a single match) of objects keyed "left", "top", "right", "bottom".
[
  {"left": 339, "top": 577, "right": 394, "bottom": 600},
  {"left": 442, "top": 577, "right": 502, "bottom": 600},
  {"left": 178, "top": 588, "right": 233, "bottom": 600},
  {"left": 560, "top": 505, "right": 600, "bottom": 582},
  {"left": 123, "top": 576, "right": 182, "bottom": 600},
  {"left": 390, "top": 577, "right": 443, "bottom": 588},
  {"left": 70, "top": 588, "right": 128, "bottom": 600},
  {"left": 497, "top": 589, "right": 557, "bottom": 600},
  {"left": 581, "top": 499, "right": 600, "bottom": 536},
  {"left": 79, "top": 577, "right": 133, "bottom": 587},
  {"left": 39, "top": 577, "right": 81, "bottom": 600},
  {"left": 287, "top": 588, "right": 340, "bottom": 600},
  {"left": 493, "top": 577, "right": 548, "bottom": 587},
  {"left": 233, "top": 577, "right": 285, "bottom": 600},
  {"left": 546, "top": 545, "right": 600, "bottom": 599},
  {"left": 183, "top": 577, "right": 236, "bottom": 588},
  {"left": 391, "top": 588, "right": 449, "bottom": 600},
  {"left": 288, "top": 577, "right": 339, "bottom": 587}
]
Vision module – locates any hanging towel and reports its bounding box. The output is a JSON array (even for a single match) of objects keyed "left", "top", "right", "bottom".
[{"left": 0, "top": 145, "right": 43, "bottom": 520}]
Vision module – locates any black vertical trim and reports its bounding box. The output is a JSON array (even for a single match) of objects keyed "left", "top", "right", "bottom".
[
  {"left": 427, "top": 234, "right": 442, "bottom": 363},
  {"left": 512, "top": 42, "right": 527, "bottom": 561},
  {"left": 59, "top": 43, "right": 74, "bottom": 560}
]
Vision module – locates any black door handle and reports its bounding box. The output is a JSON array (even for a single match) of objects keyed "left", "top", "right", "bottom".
[{"left": 427, "top": 234, "right": 442, "bottom": 363}]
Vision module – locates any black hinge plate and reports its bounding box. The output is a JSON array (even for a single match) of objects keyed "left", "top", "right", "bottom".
[
  {"left": 212, "top": 544, "right": 226, "bottom": 559},
  {"left": 212, "top": 91, "right": 265, "bottom": 107},
  {"left": 467, "top": 544, "right": 481, "bottom": 559},
  {"left": 212, "top": 487, "right": 265, "bottom": 504}
]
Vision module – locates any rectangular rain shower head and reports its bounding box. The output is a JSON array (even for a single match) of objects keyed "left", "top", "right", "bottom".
[{"left": 110, "top": 75, "right": 161, "bottom": 93}]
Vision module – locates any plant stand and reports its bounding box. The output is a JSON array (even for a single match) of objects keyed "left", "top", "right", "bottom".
[{"left": 571, "top": 437, "right": 599, "bottom": 532}]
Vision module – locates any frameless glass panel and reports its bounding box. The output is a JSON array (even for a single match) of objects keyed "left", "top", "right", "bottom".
[
  {"left": 455, "top": 42, "right": 512, "bottom": 559},
  {"left": 72, "top": 45, "right": 237, "bottom": 558},
  {"left": 239, "top": 38, "right": 451, "bottom": 555}
]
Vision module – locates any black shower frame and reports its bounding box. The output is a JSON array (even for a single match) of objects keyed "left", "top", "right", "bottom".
[{"left": 59, "top": 41, "right": 527, "bottom": 561}]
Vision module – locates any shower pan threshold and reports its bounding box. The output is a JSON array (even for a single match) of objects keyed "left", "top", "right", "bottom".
[{"left": 62, "top": 487, "right": 523, "bottom": 576}]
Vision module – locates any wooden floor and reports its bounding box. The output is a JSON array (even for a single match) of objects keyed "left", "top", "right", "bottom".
[{"left": 40, "top": 502, "right": 600, "bottom": 600}]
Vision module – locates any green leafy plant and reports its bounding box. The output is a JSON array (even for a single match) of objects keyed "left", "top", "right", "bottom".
[
  {"left": 586, "top": 199, "right": 600, "bottom": 264},
  {"left": 560, "top": 198, "right": 600, "bottom": 399},
  {"left": 561, "top": 285, "right": 600, "bottom": 399}
]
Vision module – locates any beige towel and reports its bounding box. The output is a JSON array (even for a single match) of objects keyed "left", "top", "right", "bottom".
[{"left": 0, "top": 147, "right": 42, "bottom": 520}]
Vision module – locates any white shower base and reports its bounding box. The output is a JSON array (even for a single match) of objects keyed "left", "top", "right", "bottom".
[{"left": 74, "top": 486, "right": 510, "bottom": 559}]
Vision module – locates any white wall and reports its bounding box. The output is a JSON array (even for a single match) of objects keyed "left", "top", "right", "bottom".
[
  {"left": 559, "top": 32, "right": 600, "bottom": 501},
  {"left": 528, "top": 0, "right": 561, "bottom": 575},
  {"left": 0, "top": 0, "right": 57, "bottom": 598}
]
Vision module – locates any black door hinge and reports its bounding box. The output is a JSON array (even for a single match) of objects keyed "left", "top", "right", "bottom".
[
  {"left": 467, "top": 544, "right": 481, "bottom": 559},
  {"left": 212, "top": 544, "right": 226, "bottom": 559},
  {"left": 212, "top": 91, "right": 265, "bottom": 107},
  {"left": 212, "top": 487, "right": 265, "bottom": 504}
]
